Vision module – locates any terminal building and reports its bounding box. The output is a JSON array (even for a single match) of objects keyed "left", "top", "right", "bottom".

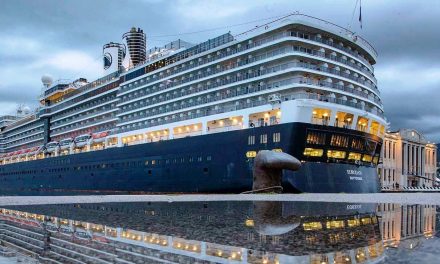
[{"left": 378, "top": 129, "right": 438, "bottom": 190}]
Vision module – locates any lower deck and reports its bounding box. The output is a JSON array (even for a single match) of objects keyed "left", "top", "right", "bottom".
[{"left": 0, "top": 122, "right": 382, "bottom": 195}]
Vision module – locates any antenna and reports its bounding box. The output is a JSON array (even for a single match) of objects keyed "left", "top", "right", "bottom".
[{"left": 348, "top": 0, "right": 360, "bottom": 30}]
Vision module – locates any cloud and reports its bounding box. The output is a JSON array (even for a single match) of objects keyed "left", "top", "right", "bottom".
[
  {"left": 30, "top": 50, "right": 102, "bottom": 79},
  {"left": 0, "top": 0, "right": 439, "bottom": 142}
]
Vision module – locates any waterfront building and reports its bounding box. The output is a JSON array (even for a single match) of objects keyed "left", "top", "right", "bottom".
[
  {"left": 378, "top": 129, "right": 438, "bottom": 190},
  {"left": 0, "top": 14, "right": 386, "bottom": 194}
]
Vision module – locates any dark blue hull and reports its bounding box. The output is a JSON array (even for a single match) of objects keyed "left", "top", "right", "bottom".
[{"left": 0, "top": 122, "right": 382, "bottom": 195}]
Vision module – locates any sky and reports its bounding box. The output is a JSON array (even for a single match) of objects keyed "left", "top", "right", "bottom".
[{"left": 0, "top": 0, "right": 439, "bottom": 142}]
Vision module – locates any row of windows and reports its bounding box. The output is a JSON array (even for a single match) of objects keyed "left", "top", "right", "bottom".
[
  {"left": 0, "top": 155, "right": 213, "bottom": 176},
  {"left": 307, "top": 131, "right": 379, "bottom": 153},
  {"left": 248, "top": 133, "right": 280, "bottom": 145},
  {"left": 303, "top": 148, "right": 378, "bottom": 163}
]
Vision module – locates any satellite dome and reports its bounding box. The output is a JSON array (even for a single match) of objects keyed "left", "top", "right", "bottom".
[
  {"left": 41, "top": 74, "right": 53, "bottom": 87},
  {"left": 22, "top": 106, "right": 31, "bottom": 114}
]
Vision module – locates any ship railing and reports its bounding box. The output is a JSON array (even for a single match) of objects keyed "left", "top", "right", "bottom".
[
  {"left": 118, "top": 74, "right": 383, "bottom": 124},
  {"left": 51, "top": 106, "right": 116, "bottom": 129},
  {"left": 173, "top": 130, "right": 203, "bottom": 139},
  {"left": 51, "top": 96, "right": 117, "bottom": 121},
  {"left": 39, "top": 72, "right": 120, "bottom": 116},
  {"left": 282, "top": 93, "right": 385, "bottom": 118},
  {"left": 207, "top": 124, "right": 242, "bottom": 134},
  {"left": 117, "top": 89, "right": 384, "bottom": 137},
  {"left": 120, "top": 44, "right": 378, "bottom": 102},
  {"left": 118, "top": 49, "right": 379, "bottom": 108},
  {"left": 120, "top": 29, "right": 376, "bottom": 95},
  {"left": 51, "top": 116, "right": 116, "bottom": 135},
  {"left": 311, "top": 117, "right": 330, "bottom": 126}
]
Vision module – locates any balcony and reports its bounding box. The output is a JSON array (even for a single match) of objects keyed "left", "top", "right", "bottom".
[
  {"left": 120, "top": 29, "right": 376, "bottom": 95},
  {"left": 119, "top": 44, "right": 378, "bottom": 108}
]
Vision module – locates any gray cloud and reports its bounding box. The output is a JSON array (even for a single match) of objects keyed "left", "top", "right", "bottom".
[{"left": 0, "top": 0, "right": 439, "bottom": 141}]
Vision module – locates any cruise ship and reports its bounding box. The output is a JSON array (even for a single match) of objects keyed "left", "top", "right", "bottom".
[{"left": 0, "top": 14, "right": 386, "bottom": 194}]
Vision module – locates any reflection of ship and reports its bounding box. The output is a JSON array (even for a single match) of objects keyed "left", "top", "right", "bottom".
[{"left": 0, "top": 201, "right": 384, "bottom": 263}]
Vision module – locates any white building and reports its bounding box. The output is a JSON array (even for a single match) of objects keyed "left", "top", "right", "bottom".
[{"left": 378, "top": 129, "right": 437, "bottom": 190}]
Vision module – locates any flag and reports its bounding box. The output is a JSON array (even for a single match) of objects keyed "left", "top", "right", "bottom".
[{"left": 359, "top": 0, "right": 363, "bottom": 29}]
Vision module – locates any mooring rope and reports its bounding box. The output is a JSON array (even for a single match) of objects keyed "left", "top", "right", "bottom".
[{"left": 241, "top": 186, "right": 283, "bottom": 194}]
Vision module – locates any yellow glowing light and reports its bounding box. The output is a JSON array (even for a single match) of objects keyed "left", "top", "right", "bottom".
[
  {"left": 323, "top": 113, "right": 328, "bottom": 117},
  {"left": 192, "top": 245, "right": 197, "bottom": 251},
  {"left": 217, "top": 250, "right": 223, "bottom": 256},
  {"left": 219, "top": 120, "right": 224, "bottom": 126},
  {"left": 156, "top": 132, "right": 160, "bottom": 136},
  {"left": 178, "top": 128, "right": 182, "bottom": 133},
  {"left": 163, "top": 130, "right": 168, "bottom": 135},
  {"left": 245, "top": 219, "right": 254, "bottom": 227},
  {"left": 194, "top": 125, "right": 198, "bottom": 130},
  {"left": 232, "top": 118, "right": 238, "bottom": 124},
  {"left": 277, "top": 111, "right": 281, "bottom": 117},
  {"left": 186, "top": 126, "right": 190, "bottom": 131},
  {"left": 347, "top": 118, "right": 352, "bottom": 121},
  {"left": 264, "top": 113, "right": 270, "bottom": 118},
  {"left": 185, "top": 245, "right": 189, "bottom": 249},
  {"left": 177, "top": 243, "right": 181, "bottom": 248},
  {"left": 150, "top": 133, "right": 154, "bottom": 137},
  {"left": 231, "top": 253, "right": 237, "bottom": 259},
  {"left": 312, "top": 111, "right": 317, "bottom": 115}
]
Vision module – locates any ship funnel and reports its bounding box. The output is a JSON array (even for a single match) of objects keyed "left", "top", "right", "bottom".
[
  {"left": 122, "top": 27, "right": 147, "bottom": 68},
  {"left": 103, "top": 42, "right": 126, "bottom": 73}
]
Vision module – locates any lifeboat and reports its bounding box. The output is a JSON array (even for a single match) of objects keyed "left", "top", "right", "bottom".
[
  {"left": 74, "top": 134, "right": 91, "bottom": 147},
  {"left": 59, "top": 138, "right": 73, "bottom": 150},
  {"left": 45, "top": 141, "right": 59, "bottom": 153}
]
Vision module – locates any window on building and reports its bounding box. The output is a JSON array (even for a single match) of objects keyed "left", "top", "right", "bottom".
[
  {"left": 348, "top": 152, "right": 362, "bottom": 161},
  {"left": 330, "top": 135, "right": 349, "bottom": 148},
  {"left": 327, "top": 150, "right": 346, "bottom": 159},
  {"left": 273, "top": 132, "right": 281, "bottom": 143},
  {"left": 306, "top": 131, "right": 326, "bottom": 145},
  {"left": 362, "top": 154, "right": 372, "bottom": 162},
  {"left": 260, "top": 134, "right": 267, "bottom": 144},
  {"left": 248, "top": 135, "right": 255, "bottom": 145},
  {"left": 246, "top": 151, "right": 257, "bottom": 158},
  {"left": 303, "top": 148, "right": 324, "bottom": 157}
]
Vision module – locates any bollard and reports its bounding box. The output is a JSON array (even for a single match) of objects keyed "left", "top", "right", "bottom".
[{"left": 251, "top": 150, "right": 301, "bottom": 193}]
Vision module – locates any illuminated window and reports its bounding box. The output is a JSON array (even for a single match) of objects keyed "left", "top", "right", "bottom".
[
  {"left": 330, "top": 134, "right": 349, "bottom": 147},
  {"left": 361, "top": 217, "right": 372, "bottom": 225},
  {"left": 303, "top": 222, "right": 322, "bottom": 230},
  {"left": 327, "top": 150, "right": 346, "bottom": 159},
  {"left": 260, "top": 134, "right": 267, "bottom": 144},
  {"left": 362, "top": 155, "right": 372, "bottom": 162},
  {"left": 303, "top": 148, "right": 323, "bottom": 157},
  {"left": 351, "top": 138, "right": 365, "bottom": 151},
  {"left": 348, "top": 152, "right": 362, "bottom": 161},
  {"left": 347, "top": 219, "right": 360, "bottom": 227},
  {"left": 373, "top": 156, "right": 379, "bottom": 165},
  {"left": 246, "top": 151, "right": 257, "bottom": 158},
  {"left": 326, "top": 220, "right": 345, "bottom": 229},
  {"left": 151, "top": 160, "right": 156, "bottom": 165},
  {"left": 306, "top": 131, "right": 326, "bottom": 145},
  {"left": 272, "top": 148, "right": 282, "bottom": 152}
]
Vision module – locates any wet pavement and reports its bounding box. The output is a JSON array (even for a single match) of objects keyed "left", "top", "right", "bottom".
[{"left": 0, "top": 195, "right": 438, "bottom": 263}]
